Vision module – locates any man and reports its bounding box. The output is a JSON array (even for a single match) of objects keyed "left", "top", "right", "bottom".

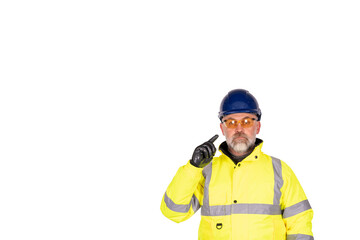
[{"left": 161, "top": 89, "right": 314, "bottom": 240}]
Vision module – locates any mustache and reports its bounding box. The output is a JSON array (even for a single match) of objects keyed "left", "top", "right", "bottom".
[{"left": 231, "top": 132, "right": 249, "bottom": 141}]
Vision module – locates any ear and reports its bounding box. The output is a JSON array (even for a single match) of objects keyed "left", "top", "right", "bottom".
[
  {"left": 220, "top": 122, "right": 225, "bottom": 135},
  {"left": 256, "top": 121, "right": 261, "bottom": 134}
]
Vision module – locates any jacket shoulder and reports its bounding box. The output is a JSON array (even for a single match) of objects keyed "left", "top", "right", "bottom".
[{"left": 269, "top": 156, "right": 296, "bottom": 180}]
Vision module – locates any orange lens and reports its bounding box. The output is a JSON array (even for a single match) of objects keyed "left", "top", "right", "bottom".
[{"left": 224, "top": 119, "right": 238, "bottom": 128}]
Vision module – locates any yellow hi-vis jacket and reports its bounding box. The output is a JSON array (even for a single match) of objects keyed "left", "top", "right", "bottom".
[{"left": 161, "top": 140, "right": 314, "bottom": 240}]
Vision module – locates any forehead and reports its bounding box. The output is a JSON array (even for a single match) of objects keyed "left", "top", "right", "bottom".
[{"left": 222, "top": 112, "right": 257, "bottom": 120}]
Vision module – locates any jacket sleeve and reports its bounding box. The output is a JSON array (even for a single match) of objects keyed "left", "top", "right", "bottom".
[
  {"left": 280, "top": 161, "right": 314, "bottom": 240},
  {"left": 160, "top": 161, "right": 205, "bottom": 223}
]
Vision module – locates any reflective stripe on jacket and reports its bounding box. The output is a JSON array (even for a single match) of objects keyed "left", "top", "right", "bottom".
[{"left": 161, "top": 140, "right": 314, "bottom": 240}]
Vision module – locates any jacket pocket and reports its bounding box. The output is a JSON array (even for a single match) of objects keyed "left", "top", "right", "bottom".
[
  {"left": 213, "top": 215, "right": 231, "bottom": 240},
  {"left": 199, "top": 216, "right": 231, "bottom": 240}
]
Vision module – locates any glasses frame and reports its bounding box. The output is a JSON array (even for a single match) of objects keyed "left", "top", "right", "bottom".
[{"left": 222, "top": 117, "right": 258, "bottom": 129}]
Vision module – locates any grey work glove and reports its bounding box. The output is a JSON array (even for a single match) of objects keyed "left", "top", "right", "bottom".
[{"left": 190, "top": 134, "right": 219, "bottom": 168}]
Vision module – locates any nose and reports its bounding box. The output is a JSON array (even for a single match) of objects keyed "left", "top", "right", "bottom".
[{"left": 235, "top": 123, "right": 244, "bottom": 132}]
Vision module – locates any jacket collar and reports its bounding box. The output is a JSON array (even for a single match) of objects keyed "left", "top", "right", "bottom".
[{"left": 219, "top": 138, "right": 264, "bottom": 163}]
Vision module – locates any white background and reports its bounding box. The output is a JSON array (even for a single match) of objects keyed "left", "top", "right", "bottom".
[{"left": 1, "top": 0, "right": 359, "bottom": 239}]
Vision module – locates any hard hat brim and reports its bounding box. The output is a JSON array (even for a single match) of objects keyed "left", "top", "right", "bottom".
[{"left": 219, "top": 109, "right": 261, "bottom": 121}]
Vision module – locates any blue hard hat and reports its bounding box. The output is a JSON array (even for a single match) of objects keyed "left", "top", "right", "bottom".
[{"left": 218, "top": 89, "right": 262, "bottom": 120}]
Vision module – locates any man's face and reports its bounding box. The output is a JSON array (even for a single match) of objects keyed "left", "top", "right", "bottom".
[{"left": 220, "top": 113, "right": 261, "bottom": 156}]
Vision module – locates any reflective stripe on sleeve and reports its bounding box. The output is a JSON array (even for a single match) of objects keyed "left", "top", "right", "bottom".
[
  {"left": 201, "top": 162, "right": 213, "bottom": 216},
  {"left": 191, "top": 194, "right": 201, "bottom": 213},
  {"left": 283, "top": 200, "right": 312, "bottom": 218},
  {"left": 164, "top": 192, "right": 201, "bottom": 213},
  {"left": 287, "top": 234, "right": 314, "bottom": 240},
  {"left": 272, "top": 156, "right": 283, "bottom": 205}
]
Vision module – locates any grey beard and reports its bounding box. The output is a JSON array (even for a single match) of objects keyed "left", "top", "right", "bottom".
[{"left": 227, "top": 135, "right": 256, "bottom": 154}]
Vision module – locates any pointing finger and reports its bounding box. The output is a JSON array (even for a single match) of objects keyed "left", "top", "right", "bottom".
[{"left": 208, "top": 134, "right": 219, "bottom": 143}]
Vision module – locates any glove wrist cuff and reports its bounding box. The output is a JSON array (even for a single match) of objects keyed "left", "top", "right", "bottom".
[{"left": 190, "top": 159, "right": 200, "bottom": 168}]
